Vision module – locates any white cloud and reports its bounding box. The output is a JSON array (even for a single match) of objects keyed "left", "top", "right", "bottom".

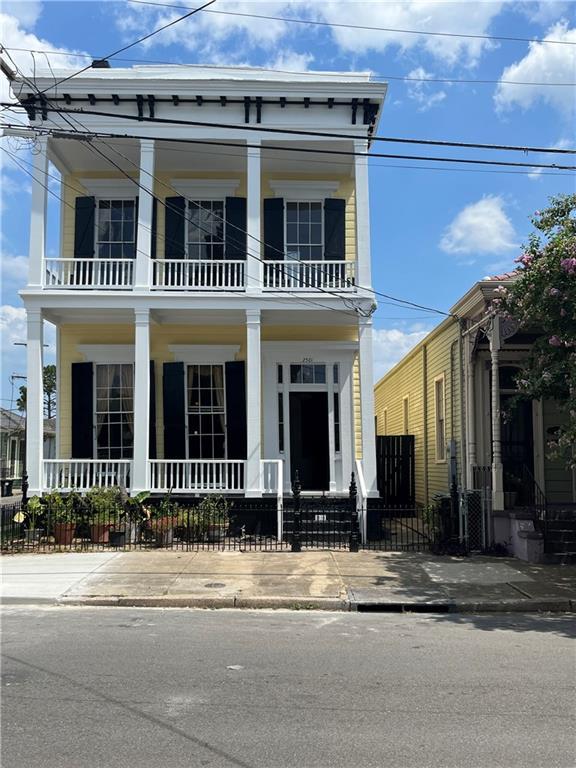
[
  {"left": 373, "top": 327, "right": 430, "bottom": 381},
  {"left": 0, "top": 304, "right": 26, "bottom": 346},
  {"left": 516, "top": 1, "right": 572, "bottom": 26},
  {"left": 494, "top": 22, "right": 576, "bottom": 118},
  {"left": 1, "top": 1, "right": 43, "bottom": 27},
  {"left": 440, "top": 195, "right": 518, "bottom": 258},
  {"left": 528, "top": 136, "right": 574, "bottom": 179},
  {"left": 406, "top": 67, "right": 447, "bottom": 111},
  {"left": 1, "top": 254, "right": 28, "bottom": 287}
]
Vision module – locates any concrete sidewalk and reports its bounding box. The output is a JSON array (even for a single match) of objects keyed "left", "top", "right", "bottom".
[{"left": 2, "top": 550, "right": 575, "bottom": 612}]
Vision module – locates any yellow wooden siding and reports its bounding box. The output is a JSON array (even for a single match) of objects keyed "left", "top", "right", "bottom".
[{"left": 373, "top": 318, "right": 461, "bottom": 506}]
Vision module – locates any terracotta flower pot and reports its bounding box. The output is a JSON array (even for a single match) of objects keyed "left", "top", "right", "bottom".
[
  {"left": 90, "top": 523, "right": 112, "bottom": 544},
  {"left": 53, "top": 522, "right": 75, "bottom": 546}
]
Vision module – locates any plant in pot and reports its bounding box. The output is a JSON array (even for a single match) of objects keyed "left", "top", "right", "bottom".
[
  {"left": 86, "top": 486, "right": 123, "bottom": 544},
  {"left": 45, "top": 491, "right": 76, "bottom": 546},
  {"left": 198, "top": 495, "right": 230, "bottom": 543},
  {"left": 149, "top": 494, "right": 180, "bottom": 547},
  {"left": 111, "top": 490, "right": 150, "bottom": 547},
  {"left": 13, "top": 495, "right": 44, "bottom": 544}
]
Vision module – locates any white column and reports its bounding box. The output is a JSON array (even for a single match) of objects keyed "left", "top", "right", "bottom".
[
  {"left": 28, "top": 136, "right": 49, "bottom": 288},
  {"left": 490, "top": 316, "right": 504, "bottom": 512},
  {"left": 135, "top": 139, "right": 155, "bottom": 290},
  {"left": 354, "top": 139, "right": 371, "bottom": 290},
  {"left": 339, "top": 357, "right": 353, "bottom": 493},
  {"left": 358, "top": 316, "right": 378, "bottom": 496},
  {"left": 245, "top": 309, "right": 262, "bottom": 496},
  {"left": 26, "top": 309, "right": 44, "bottom": 494},
  {"left": 132, "top": 308, "right": 150, "bottom": 493},
  {"left": 246, "top": 141, "right": 262, "bottom": 293}
]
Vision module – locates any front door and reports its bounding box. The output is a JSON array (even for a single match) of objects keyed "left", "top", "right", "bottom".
[{"left": 289, "top": 392, "right": 329, "bottom": 491}]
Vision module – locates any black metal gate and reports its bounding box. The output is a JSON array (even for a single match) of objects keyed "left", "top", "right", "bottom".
[{"left": 376, "top": 435, "right": 415, "bottom": 506}]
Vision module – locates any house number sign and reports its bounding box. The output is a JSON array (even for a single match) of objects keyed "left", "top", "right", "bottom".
[{"left": 302, "top": 357, "right": 314, "bottom": 364}]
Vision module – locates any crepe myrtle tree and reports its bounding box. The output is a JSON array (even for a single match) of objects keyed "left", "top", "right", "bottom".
[{"left": 493, "top": 194, "right": 576, "bottom": 469}]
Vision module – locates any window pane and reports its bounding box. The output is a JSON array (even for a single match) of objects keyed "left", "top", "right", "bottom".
[
  {"left": 310, "top": 203, "right": 322, "bottom": 222},
  {"left": 314, "top": 365, "right": 326, "bottom": 384},
  {"left": 290, "top": 365, "right": 302, "bottom": 384},
  {"left": 302, "top": 365, "right": 314, "bottom": 384}
]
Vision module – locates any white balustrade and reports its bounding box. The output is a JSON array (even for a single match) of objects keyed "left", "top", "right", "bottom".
[
  {"left": 149, "top": 460, "right": 245, "bottom": 493},
  {"left": 264, "top": 260, "right": 356, "bottom": 291},
  {"left": 43, "top": 460, "right": 132, "bottom": 491},
  {"left": 261, "top": 459, "right": 284, "bottom": 540},
  {"left": 44, "top": 259, "right": 134, "bottom": 289},
  {"left": 153, "top": 260, "right": 245, "bottom": 290}
]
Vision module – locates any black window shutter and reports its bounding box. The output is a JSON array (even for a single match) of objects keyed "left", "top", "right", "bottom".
[
  {"left": 324, "top": 198, "right": 346, "bottom": 260},
  {"left": 74, "top": 197, "right": 96, "bottom": 259},
  {"left": 163, "top": 362, "right": 185, "bottom": 459},
  {"left": 151, "top": 198, "right": 158, "bottom": 260},
  {"left": 225, "top": 361, "right": 246, "bottom": 460},
  {"left": 164, "top": 197, "right": 186, "bottom": 259},
  {"left": 71, "top": 362, "right": 93, "bottom": 458},
  {"left": 149, "top": 360, "right": 157, "bottom": 459},
  {"left": 225, "top": 197, "right": 247, "bottom": 260},
  {"left": 263, "top": 198, "right": 284, "bottom": 261}
]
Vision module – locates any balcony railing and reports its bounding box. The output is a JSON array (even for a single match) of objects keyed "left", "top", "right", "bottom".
[
  {"left": 43, "top": 460, "right": 132, "bottom": 491},
  {"left": 152, "top": 260, "right": 246, "bottom": 290},
  {"left": 149, "top": 460, "right": 245, "bottom": 493},
  {"left": 263, "top": 260, "right": 356, "bottom": 291},
  {"left": 44, "top": 259, "right": 134, "bottom": 289}
]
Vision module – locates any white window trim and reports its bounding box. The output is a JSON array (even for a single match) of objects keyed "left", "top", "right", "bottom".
[
  {"left": 169, "top": 345, "right": 240, "bottom": 364},
  {"left": 170, "top": 179, "right": 240, "bottom": 199},
  {"left": 79, "top": 178, "right": 138, "bottom": 199},
  {"left": 284, "top": 201, "right": 324, "bottom": 262},
  {"left": 269, "top": 180, "right": 340, "bottom": 201},
  {"left": 78, "top": 345, "right": 135, "bottom": 364},
  {"left": 434, "top": 374, "right": 446, "bottom": 464},
  {"left": 185, "top": 362, "right": 228, "bottom": 461}
]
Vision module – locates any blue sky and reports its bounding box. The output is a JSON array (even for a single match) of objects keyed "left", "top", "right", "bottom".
[{"left": 1, "top": 0, "right": 575, "bottom": 410}]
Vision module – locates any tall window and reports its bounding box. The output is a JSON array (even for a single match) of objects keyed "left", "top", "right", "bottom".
[
  {"left": 96, "top": 200, "right": 136, "bottom": 259},
  {"left": 435, "top": 376, "right": 446, "bottom": 461},
  {"left": 186, "top": 365, "right": 226, "bottom": 459},
  {"left": 187, "top": 200, "right": 224, "bottom": 260},
  {"left": 95, "top": 364, "right": 134, "bottom": 458},
  {"left": 286, "top": 202, "right": 323, "bottom": 261}
]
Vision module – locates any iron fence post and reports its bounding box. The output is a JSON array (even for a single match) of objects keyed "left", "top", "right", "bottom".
[
  {"left": 21, "top": 469, "right": 28, "bottom": 508},
  {"left": 291, "top": 471, "right": 302, "bottom": 552},
  {"left": 349, "top": 472, "right": 359, "bottom": 552}
]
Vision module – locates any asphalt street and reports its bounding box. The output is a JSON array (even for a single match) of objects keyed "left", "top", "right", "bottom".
[{"left": 1, "top": 607, "right": 574, "bottom": 768}]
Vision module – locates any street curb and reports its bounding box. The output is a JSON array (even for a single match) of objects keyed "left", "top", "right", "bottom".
[
  {"left": 350, "top": 598, "right": 575, "bottom": 613},
  {"left": 56, "top": 595, "right": 350, "bottom": 611}
]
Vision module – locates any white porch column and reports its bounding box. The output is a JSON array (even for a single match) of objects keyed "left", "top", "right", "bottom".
[
  {"left": 354, "top": 139, "right": 371, "bottom": 290},
  {"left": 26, "top": 309, "right": 44, "bottom": 494},
  {"left": 245, "top": 309, "right": 262, "bottom": 496},
  {"left": 246, "top": 141, "right": 262, "bottom": 293},
  {"left": 28, "top": 136, "right": 49, "bottom": 288},
  {"left": 135, "top": 139, "right": 155, "bottom": 289},
  {"left": 358, "top": 316, "right": 378, "bottom": 496},
  {"left": 490, "top": 317, "right": 504, "bottom": 512},
  {"left": 132, "top": 308, "right": 150, "bottom": 493}
]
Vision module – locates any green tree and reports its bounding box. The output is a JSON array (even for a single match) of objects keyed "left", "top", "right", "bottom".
[
  {"left": 495, "top": 194, "right": 576, "bottom": 468},
  {"left": 16, "top": 364, "right": 57, "bottom": 419}
]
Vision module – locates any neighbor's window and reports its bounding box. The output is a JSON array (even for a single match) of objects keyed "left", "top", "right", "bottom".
[
  {"left": 96, "top": 200, "right": 136, "bottom": 259},
  {"left": 290, "top": 364, "right": 326, "bottom": 384},
  {"left": 286, "top": 202, "right": 323, "bottom": 261},
  {"left": 187, "top": 200, "right": 224, "bottom": 260},
  {"left": 95, "top": 364, "right": 134, "bottom": 458},
  {"left": 186, "top": 364, "right": 226, "bottom": 459},
  {"left": 435, "top": 376, "right": 446, "bottom": 461}
]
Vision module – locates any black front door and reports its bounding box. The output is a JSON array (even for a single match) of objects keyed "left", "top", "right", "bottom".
[{"left": 289, "top": 392, "right": 329, "bottom": 491}]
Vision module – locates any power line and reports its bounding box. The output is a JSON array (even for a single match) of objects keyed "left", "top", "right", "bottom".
[
  {"left": 128, "top": 0, "right": 576, "bottom": 46},
  {"left": 3, "top": 46, "right": 573, "bottom": 88},
  {"left": 10, "top": 103, "right": 576, "bottom": 157}
]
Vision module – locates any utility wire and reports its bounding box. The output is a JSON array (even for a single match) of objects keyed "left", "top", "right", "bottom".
[
  {"left": 128, "top": 0, "right": 576, "bottom": 46},
  {"left": 3, "top": 46, "right": 572, "bottom": 87},
  {"left": 10, "top": 103, "right": 576, "bottom": 156}
]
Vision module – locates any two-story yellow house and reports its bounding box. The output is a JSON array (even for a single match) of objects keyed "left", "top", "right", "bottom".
[{"left": 13, "top": 65, "right": 386, "bottom": 524}]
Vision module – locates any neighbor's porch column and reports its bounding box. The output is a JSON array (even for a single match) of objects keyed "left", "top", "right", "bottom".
[
  {"left": 358, "top": 316, "right": 378, "bottom": 496},
  {"left": 490, "top": 316, "right": 504, "bottom": 512},
  {"left": 132, "top": 308, "right": 150, "bottom": 493},
  {"left": 354, "top": 139, "right": 371, "bottom": 290},
  {"left": 465, "top": 333, "right": 477, "bottom": 489},
  {"left": 246, "top": 140, "right": 262, "bottom": 293},
  {"left": 28, "top": 136, "right": 49, "bottom": 288},
  {"left": 26, "top": 308, "right": 44, "bottom": 494},
  {"left": 245, "top": 309, "right": 262, "bottom": 496},
  {"left": 135, "top": 139, "right": 155, "bottom": 289}
]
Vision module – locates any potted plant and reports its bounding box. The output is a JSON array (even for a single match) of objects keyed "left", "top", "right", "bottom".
[
  {"left": 198, "top": 495, "right": 230, "bottom": 542},
  {"left": 86, "top": 486, "right": 122, "bottom": 543},
  {"left": 13, "top": 495, "right": 44, "bottom": 544},
  {"left": 149, "top": 494, "right": 180, "bottom": 547},
  {"left": 110, "top": 490, "right": 150, "bottom": 547},
  {"left": 45, "top": 491, "right": 76, "bottom": 545}
]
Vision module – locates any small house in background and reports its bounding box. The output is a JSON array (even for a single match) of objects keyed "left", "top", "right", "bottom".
[
  {"left": 374, "top": 274, "right": 576, "bottom": 561},
  {"left": 0, "top": 408, "right": 56, "bottom": 491}
]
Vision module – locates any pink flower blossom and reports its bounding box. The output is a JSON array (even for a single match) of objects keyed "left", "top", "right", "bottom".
[
  {"left": 549, "top": 288, "right": 560, "bottom": 297},
  {"left": 549, "top": 335, "right": 562, "bottom": 347}
]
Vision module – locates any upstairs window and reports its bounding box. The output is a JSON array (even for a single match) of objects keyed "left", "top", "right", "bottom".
[
  {"left": 96, "top": 200, "right": 136, "bottom": 259},
  {"left": 187, "top": 200, "right": 225, "bottom": 260},
  {"left": 286, "top": 202, "right": 323, "bottom": 261}
]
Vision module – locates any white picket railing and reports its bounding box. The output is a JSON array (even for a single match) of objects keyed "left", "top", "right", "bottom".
[
  {"left": 44, "top": 259, "right": 134, "bottom": 289},
  {"left": 261, "top": 459, "right": 284, "bottom": 539},
  {"left": 149, "top": 460, "right": 245, "bottom": 493},
  {"left": 153, "top": 260, "right": 246, "bottom": 290},
  {"left": 43, "top": 460, "right": 132, "bottom": 491},
  {"left": 263, "top": 260, "right": 356, "bottom": 291}
]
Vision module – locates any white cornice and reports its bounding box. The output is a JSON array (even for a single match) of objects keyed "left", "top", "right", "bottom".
[
  {"left": 269, "top": 180, "right": 340, "bottom": 200},
  {"left": 169, "top": 344, "right": 240, "bottom": 363},
  {"left": 170, "top": 179, "right": 240, "bottom": 199},
  {"left": 77, "top": 344, "right": 134, "bottom": 363},
  {"left": 78, "top": 177, "right": 138, "bottom": 198}
]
